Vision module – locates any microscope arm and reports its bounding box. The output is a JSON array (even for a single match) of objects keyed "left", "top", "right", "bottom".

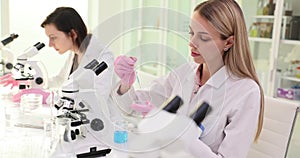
[
  {"left": 17, "top": 42, "right": 45, "bottom": 60},
  {"left": 55, "top": 59, "right": 108, "bottom": 109},
  {"left": 61, "top": 59, "right": 108, "bottom": 93}
]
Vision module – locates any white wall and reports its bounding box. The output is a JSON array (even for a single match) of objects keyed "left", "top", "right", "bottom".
[
  {"left": 6, "top": 0, "right": 88, "bottom": 77},
  {"left": 88, "top": 0, "right": 124, "bottom": 57}
]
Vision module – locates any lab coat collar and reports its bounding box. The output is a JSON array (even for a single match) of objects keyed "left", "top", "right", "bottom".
[
  {"left": 83, "top": 35, "right": 97, "bottom": 57},
  {"left": 80, "top": 35, "right": 108, "bottom": 65},
  {"left": 205, "top": 66, "right": 228, "bottom": 89}
]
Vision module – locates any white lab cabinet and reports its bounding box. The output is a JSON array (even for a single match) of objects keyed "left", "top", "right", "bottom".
[
  {"left": 241, "top": 0, "right": 300, "bottom": 98},
  {"left": 241, "top": 0, "right": 300, "bottom": 157}
]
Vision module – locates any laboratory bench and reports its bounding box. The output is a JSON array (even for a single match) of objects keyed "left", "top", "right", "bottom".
[
  {"left": 0, "top": 91, "right": 52, "bottom": 158},
  {"left": 0, "top": 87, "right": 193, "bottom": 158},
  {"left": 1, "top": 86, "right": 300, "bottom": 158}
]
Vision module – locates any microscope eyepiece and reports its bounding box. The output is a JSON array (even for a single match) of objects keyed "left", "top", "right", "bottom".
[
  {"left": 94, "top": 61, "right": 108, "bottom": 76},
  {"left": 1, "top": 33, "right": 19, "bottom": 46},
  {"left": 33, "top": 42, "right": 41, "bottom": 47},
  {"left": 34, "top": 42, "right": 45, "bottom": 50},
  {"left": 10, "top": 33, "right": 19, "bottom": 39},
  {"left": 83, "top": 59, "right": 108, "bottom": 76},
  {"left": 190, "top": 102, "right": 210, "bottom": 126},
  {"left": 162, "top": 95, "right": 183, "bottom": 113}
]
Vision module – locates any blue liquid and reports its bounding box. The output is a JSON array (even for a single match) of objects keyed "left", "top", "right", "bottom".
[{"left": 114, "top": 130, "right": 128, "bottom": 143}]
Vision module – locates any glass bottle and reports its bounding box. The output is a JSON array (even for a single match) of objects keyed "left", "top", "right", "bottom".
[
  {"left": 284, "top": 2, "right": 293, "bottom": 16},
  {"left": 263, "top": 0, "right": 275, "bottom": 15},
  {"left": 269, "top": 0, "right": 276, "bottom": 15},
  {"left": 249, "top": 23, "right": 258, "bottom": 37},
  {"left": 257, "top": 0, "right": 265, "bottom": 15},
  {"left": 289, "top": 16, "right": 300, "bottom": 40},
  {"left": 263, "top": 0, "right": 270, "bottom": 15}
]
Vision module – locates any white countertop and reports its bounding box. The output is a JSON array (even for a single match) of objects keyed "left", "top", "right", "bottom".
[{"left": 0, "top": 86, "right": 195, "bottom": 158}]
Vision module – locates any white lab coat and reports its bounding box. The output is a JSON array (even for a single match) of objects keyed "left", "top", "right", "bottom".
[
  {"left": 47, "top": 35, "right": 114, "bottom": 99},
  {"left": 111, "top": 62, "right": 261, "bottom": 158}
]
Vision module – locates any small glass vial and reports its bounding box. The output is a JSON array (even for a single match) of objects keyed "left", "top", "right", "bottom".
[
  {"left": 249, "top": 23, "right": 258, "bottom": 37},
  {"left": 284, "top": 2, "right": 293, "bottom": 16},
  {"left": 296, "top": 66, "right": 300, "bottom": 78},
  {"left": 114, "top": 120, "right": 128, "bottom": 144},
  {"left": 112, "top": 120, "right": 129, "bottom": 158}
]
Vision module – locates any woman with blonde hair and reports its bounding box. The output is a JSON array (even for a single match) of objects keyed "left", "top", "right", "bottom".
[{"left": 113, "top": 0, "right": 264, "bottom": 157}]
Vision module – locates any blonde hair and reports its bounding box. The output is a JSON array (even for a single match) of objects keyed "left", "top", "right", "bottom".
[{"left": 194, "top": 0, "right": 264, "bottom": 141}]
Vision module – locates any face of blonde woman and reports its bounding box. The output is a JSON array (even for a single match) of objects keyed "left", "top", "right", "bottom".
[
  {"left": 189, "top": 12, "right": 225, "bottom": 74},
  {"left": 44, "top": 23, "right": 75, "bottom": 54}
]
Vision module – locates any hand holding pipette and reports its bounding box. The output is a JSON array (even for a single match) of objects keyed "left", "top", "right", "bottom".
[{"left": 114, "top": 55, "right": 137, "bottom": 87}]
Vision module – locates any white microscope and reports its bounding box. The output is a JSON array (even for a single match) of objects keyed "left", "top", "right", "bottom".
[
  {"left": 51, "top": 59, "right": 112, "bottom": 157},
  {"left": 12, "top": 42, "right": 48, "bottom": 89},
  {"left": 115, "top": 96, "right": 211, "bottom": 158},
  {"left": 0, "top": 33, "right": 19, "bottom": 76}
]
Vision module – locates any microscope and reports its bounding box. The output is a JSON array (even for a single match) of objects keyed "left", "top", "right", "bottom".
[
  {"left": 12, "top": 42, "right": 48, "bottom": 89},
  {"left": 51, "top": 59, "right": 111, "bottom": 157},
  {"left": 114, "top": 96, "right": 211, "bottom": 158},
  {"left": 0, "top": 33, "right": 19, "bottom": 75}
]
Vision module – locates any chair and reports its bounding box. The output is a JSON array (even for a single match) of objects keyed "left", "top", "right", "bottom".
[{"left": 247, "top": 96, "right": 299, "bottom": 158}]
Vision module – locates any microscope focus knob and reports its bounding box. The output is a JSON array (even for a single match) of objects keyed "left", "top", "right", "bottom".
[
  {"left": 64, "top": 129, "right": 76, "bottom": 142},
  {"left": 35, "top": 77, "right": 44, "bottom": 85},
  {"left": 90, "top": 118, "right": 104, "bottom": 131},
  {"left": 75, "top": 129, "right": 80, "bottom": 135},
  {"left": 6, "top": 62, "right": 13, "bottom": 70},
  {"left": 71, "top": 130, "right": 76, "bottom": 140}
]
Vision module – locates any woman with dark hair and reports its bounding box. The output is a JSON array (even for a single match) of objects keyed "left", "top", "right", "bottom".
[
  {"left": 0, "top": 7, "right": 114, "bottom": 103},
  {"left": 41, "top": 7, "right": 114, "bottom": 98},
  {"left": 41, "top": 7, "right": 114, "bottom": 157}
]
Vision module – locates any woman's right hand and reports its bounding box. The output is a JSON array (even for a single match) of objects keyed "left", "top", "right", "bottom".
[
  {"left": 0, "top": 73, "right": 19, "bottom": 89},
  {"left": 114, "top": 55, "right": 137, "bottom": 94}
]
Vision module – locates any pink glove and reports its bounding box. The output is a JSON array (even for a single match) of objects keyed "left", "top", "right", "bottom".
[
  {"left": 130, "top": 100, "right": 156, "bottom": 117},
  {"left": 13, "top": 88, "right": 50, "bottom": 104},
  {"left": 0, "top": 73, "right": 20, "bottom": 89},
  {"left": 114, "top": 55, "right": 137, "bottom": 86}
]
